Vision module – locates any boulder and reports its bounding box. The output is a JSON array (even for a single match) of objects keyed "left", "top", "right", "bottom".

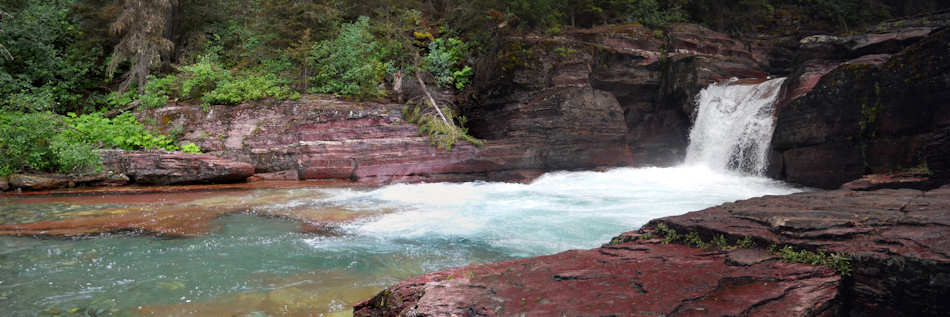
[
  {"left": 654, "top": 186, "right": 950, "bottom": 316},
  {"left": 0, "top": 175, "right": 8, "bottom": 191},
  {"left": 355, "top": 236, "right": 840, "bottom": 316},
  {"left": 8, "top": 174, "right": 70, "bottom": 190},
  {"left": 100, "top": 150, "right": 254, "bottom": 185}
]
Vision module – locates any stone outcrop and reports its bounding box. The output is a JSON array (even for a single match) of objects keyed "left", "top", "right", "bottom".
[
  {"left": 469, "top": 23, "right": 770, "bottom": 166},
  {"left": 769, "top": 20, "right": 950, "bottom": 188},
  {"left": 7, "top": 174, "right": 70, "bottom": 190},
  {"left": 140, "top": 95, "right": 632, "bottom": 184},
  {"left": 100, "top": 150, "right": 254, "bottom": 185},
  {"left": 354, "top": 235, "right": 840, "bottom": 316},
  {"left": 653, "top": 186, "right": 950, "bottom": 316}
]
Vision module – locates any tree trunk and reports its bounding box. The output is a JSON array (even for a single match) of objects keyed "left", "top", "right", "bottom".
[{"left": 414, "top": 71, "right": 450, "bottom": 125}]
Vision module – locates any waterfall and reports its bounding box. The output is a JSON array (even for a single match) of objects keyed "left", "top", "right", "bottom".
[{"left": 684, "top": 77, "right": 786, "bottom": 175}]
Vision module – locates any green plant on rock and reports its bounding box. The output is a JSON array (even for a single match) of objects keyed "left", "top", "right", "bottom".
[
  {"left": 774, "top": 245, "right": 853, "bottom": 276},
  {"left": 648, "top": 222, "right": 853, "bottom": 276},
  {"left": 181, "top": 142, "right": 201, "bottom": 154},
  {"left": 202, "top": 73, "right": 299, "bottom": 105},
  {"left": 402, "top": 104, "right": 483, "bottom": 150}
]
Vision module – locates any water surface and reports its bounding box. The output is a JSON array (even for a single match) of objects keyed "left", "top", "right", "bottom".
[{"left": 0, "top": 166, "right": 802, "bottom": 316}]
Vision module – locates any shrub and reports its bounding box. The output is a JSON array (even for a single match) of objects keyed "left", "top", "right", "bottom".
[
  {"left": 180, "top": 54, "right": 231, "bottom": 100},
  {"left": 0, "top": 112, "right": 64, "bottom": 175},
  {"left": 61, "top": 112, "right": 178, "bottom": 151},
  {"left": 140, "top": 74, "right": 177, "bottom": 108},
  {"left": 309, "top": 16, "right": 389, "bottom": 99},
  {"left": 202, "top": 73, "right": 299, "bottom": 105},
  {"left": 423, "top": 37, "right": 473, "bottom": 90},
  {"left": 0, "top": 111, "right": 193, "bottom": 176}
]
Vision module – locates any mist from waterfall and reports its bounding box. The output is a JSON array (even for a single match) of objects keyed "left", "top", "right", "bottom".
[{"left": 685, "top": 77, "right": 787, "bottom": 175}]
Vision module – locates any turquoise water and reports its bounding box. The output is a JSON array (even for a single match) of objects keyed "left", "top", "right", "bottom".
[{"left": 0, "top": 166, "right": 802, "bottom": 316}]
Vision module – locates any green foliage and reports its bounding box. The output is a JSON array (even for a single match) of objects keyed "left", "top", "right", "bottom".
[
  {"left": 104, "top": 89, "right": 137, "bottom": 110},
  {"left": 650, "top": 222, "right": 852, "bottom": 276},
  {"left": 202, "top": 73, "right": 299, "bottom": 105},
  {"left": 619, "top": 0, "right": 687, "bottom": 27},
  {"left": 309, "top": 16, "right": 389, "bottom": 99},
  {"left": 0, "top": 112, "right": 67, "bottom": 174},
  {"left": 423, "top": 38, "right": 473, "bottom": 90},
  {"left": 180, "top": 54, "right": 232, "bottom": 100},
  {"left": 402, "top": 105, "right": 483, "bottom": 150},
  {"left": 140, "top": 75, "right": 177, "bottom": 108},
  {"left": 181, "top": 142, "right": 202, "bottom": 154},
  {"left": 775, "top": 245, "right": 853, "bottom": 276},
  {"left": 0, "top": 110, "right": 189, "bottom": 176},
  {"left": 0, "top": 0, "right": 104, "bottom": 114},
  {"left": 61, "top": 112, "right": 178, "bottom": 151}
]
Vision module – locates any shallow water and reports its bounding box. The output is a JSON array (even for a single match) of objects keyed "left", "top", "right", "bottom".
[{"left": 0, "top": 166, "right": 802, "bottom": 316}]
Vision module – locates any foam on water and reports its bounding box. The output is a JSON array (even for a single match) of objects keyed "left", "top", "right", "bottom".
[{"left": 306, "top": 166, "right": 801, "bottom": 257}]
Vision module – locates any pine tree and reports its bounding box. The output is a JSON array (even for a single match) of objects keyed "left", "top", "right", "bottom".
[{"left": 107, "top": 0, "right": 178, "bottom": 93}]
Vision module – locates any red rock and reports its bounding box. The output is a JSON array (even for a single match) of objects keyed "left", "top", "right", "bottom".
[
  {"left": 354, "top": 237, "right": 840, "bottom": 316},
  {"left": 139, "top": 93, "right": 633, "bottom": 184},
  {"left": 654, "top": 186, "right": 950, "bottom": 316},
  {"left": 840, "top": 171, "right": 931, "bottom": 191},
  {"left": 8, "top": 174, "right": 70, "bottom": 190},
  {"left": 100, "top": 150, "right": 254, "bottom": 185},
  {"left": 770, "top": 24, "right": 950, "bottom": 189}
]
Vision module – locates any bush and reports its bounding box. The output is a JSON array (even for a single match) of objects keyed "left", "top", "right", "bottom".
[
  {"left": 423, "top": 37, "right": 473, "bottom": 90},
  {"left": 180, "top": 54, "right": 231, "bottom": 100},
  {"left": 309, "top": 16, "right": 389, "bottom": 99},
  {"left": 61, "top": 112, "right": 178, "bottom": 151},
  {"left": 140, "top": 74, "right": 177, "bottom": 108},
  {"left": 203, "top": 73, "right": 298, "bottom": 105},
  {"left": 0, "top": 112, "right": 64, "bottom": 174},
  {"left": 0, "top": 111, "right": 185, "bottom": 176}
]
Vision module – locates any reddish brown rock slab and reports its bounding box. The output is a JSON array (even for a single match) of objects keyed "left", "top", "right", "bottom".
[
  {"left": 652, "top": 186, "right": 950, "bottom": 316},
  {"left": 100, "top": 150, "right": 254, "bottom": 185},
  {"left": 355, "top": 239, "right": 840, "bottom": 317},
  {"left": 840, "top": 171, "right": 932, "bottom": 191}
]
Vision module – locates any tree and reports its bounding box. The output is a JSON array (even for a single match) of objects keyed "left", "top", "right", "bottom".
[{"left": 107, "top": 0, "right": 178, "bottom": 93}]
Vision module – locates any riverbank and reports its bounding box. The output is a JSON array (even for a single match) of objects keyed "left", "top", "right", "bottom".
[{"left": 354, "top": 182, "right": 950, "bottom": 316}]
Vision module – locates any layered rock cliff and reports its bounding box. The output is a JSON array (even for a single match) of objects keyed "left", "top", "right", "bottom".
[{"left": 769, "top": 14, "right": 950, "bottom": 188}]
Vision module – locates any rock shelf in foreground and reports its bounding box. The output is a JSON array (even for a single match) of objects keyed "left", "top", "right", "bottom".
[
  {"left": 653, "top": 186, "right": 950, "bottom": 316},
  {"left": 354, "top": 235, "right": 840, "bottom": 316}
]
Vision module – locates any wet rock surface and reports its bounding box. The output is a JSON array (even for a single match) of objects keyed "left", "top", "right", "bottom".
[
  {"left": 354, "top": 235, "right": 840, "bottom": 317},
  {"left": 141, "top": 95, "right": 632, "bottom": 184},
  {"left": 100, "top": 150, "right": 254, "bottom": 185},
  {"left": 770, "top": 23, "right": 950, "bottom": 189},
  {"left": 469, "top": 23, "right": 769, "bottom": 167},
  {"left": 0, "top": 183, "right": 378, "bottom": 237},
  {"left": 654, "top": 186, "right": 950, "bottom": 316}
]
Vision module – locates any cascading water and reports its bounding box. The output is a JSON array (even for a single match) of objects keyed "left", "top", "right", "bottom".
[{"left": 685, "top": 77, "right": 787, "bottom": 175}]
